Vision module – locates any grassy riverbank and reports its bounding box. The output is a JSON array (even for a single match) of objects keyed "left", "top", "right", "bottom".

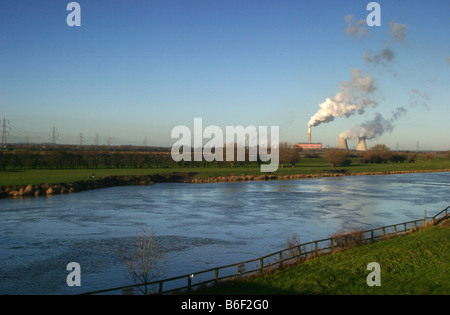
[
  {"left": 1, "top": 157, "right": 450, "bottom": 187},
  {"left": 189, "top": 223, "right": 450, "bottom": 295}
]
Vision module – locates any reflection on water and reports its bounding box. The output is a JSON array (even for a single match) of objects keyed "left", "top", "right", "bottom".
[{"left": 0, "top": 172, "right": 448, "bottom": 294}]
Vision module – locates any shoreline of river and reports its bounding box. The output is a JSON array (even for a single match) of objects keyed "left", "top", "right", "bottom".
[{"left": 1, "top": 168, "right": 450, "bottom": 199}]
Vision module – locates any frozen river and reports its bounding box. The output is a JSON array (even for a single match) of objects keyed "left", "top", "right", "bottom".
[{"left": 0, "top": 171, "right": 448, "bottom": 294}]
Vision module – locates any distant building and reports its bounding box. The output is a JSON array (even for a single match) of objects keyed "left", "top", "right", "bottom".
[{"left": 294, "top": 143, "right": 322, "bottom": 150}]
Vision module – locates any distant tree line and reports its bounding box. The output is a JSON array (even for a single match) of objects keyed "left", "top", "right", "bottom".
[
  {"left": 0, "top": 147, "right": 279, "bottom": 170},
  {"left": 0, "top": 150, "right": 175, "bottom": 170},
  {"left": 279, "top": 142, "right": 302, "bottom": 168},
  {"left": 322, "top": 144, "right": 449, "bottom": 167},
  {"left": 359, "top": 144, "right": 414, "bottom": 164},
  {"left": 0, "top": 145, "right": 447, "bottom": 170}
]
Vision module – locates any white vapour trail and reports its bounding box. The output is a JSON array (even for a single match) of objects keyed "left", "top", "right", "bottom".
[
  {"left": 308, "top": 69, "right": 378, "bottom": 127},
  {"left": 339, "top": 107, "right": 407, "bottom": 140}
]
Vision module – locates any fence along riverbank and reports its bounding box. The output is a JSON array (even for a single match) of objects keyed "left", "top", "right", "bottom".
[{"left": 81, "top": 206, "right": 449, "bottom": 295}]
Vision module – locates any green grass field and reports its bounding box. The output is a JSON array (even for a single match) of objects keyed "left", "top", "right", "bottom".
[
  {"left": 1, "top": 157, "right": 449, "bottom": 187},
  {"left": 189, "top": 224, "right": 450, "bottom": 295}
]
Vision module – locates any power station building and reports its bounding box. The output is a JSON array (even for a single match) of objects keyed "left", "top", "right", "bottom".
[
  {"left": 295, "top": 124, "right": 369, "bottom": 151},
  {"left": 295, "top": 125, "right": 322, "bottom": 150},
  {"left": 294, "top": 142, "right": 322, "bottom": 150}
]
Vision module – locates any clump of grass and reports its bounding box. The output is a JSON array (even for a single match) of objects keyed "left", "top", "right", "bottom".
[
  {"left": 331, "top": 230, "right": 366, "bottom": 251},
  {"left": 286, "top": 233, "right": 303, "bottom": 261}
]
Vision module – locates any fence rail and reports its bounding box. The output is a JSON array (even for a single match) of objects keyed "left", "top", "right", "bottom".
[
  {"left": 431, "top": 206, "right": 450, "bottom": 223},
  {"left": 81, "top": 206, "right": 449, "bottom": 295}
]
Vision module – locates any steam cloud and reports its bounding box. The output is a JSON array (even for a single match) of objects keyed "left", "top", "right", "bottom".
[
  {"left": 310, "top": 15, "right": 412, "bottom": 146},
  {"left": 335, "top": 17, "right": 410, "bottom": 142},
  {"left": 308, "top": 69, "right": 377, "bottom": 127},
  {"left": 364, "top": 48, "right": 395, "bottom": 65},
  {"left": 389, "top": 21, "right": 408, "bottom": 43},
  {"left": 365, "top": 21, "right": 407, "bottom": 66},
  {"left": 409, "top": 88, "right": 430, "bottom": 109},
  {"left": 339, "top": 107, "right": 407, "bottom": 140},
  {"left": 344, "top": 15, "right": 369, "bottom": 40}
]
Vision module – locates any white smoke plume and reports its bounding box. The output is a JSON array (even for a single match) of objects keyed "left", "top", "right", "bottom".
[
  {"left": 344, "top": 15, "right": 369, "bottom": 40},
  {"left": 364, "top": 48, "right": 395, "bottom": 65},
  {"left": 308, "top": 69, "right": 377, "bottom": 127},
  {"left": 389, "top": 21, "right": 408, "bottom": 43},
  {"left": 339, "top": 107, "right": 407, "bottom": 140},
  {"left": 409, "top": 88, "right": 430, "bottom": 109},
  {"left": 364, "top": 20, "right": 407, "bottom": 68}
]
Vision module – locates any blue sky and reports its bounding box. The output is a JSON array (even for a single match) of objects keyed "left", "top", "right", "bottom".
[{"left": 0, "top": 0, "right": 449, "bottom": 150}]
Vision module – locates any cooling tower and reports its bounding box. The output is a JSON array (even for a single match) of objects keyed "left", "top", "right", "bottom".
[
  {"left": 357, "top": 137, "right": 367, "bottom": 151},
  {"left": 338, "top": 137, "right": 349, "bottom": 150}
]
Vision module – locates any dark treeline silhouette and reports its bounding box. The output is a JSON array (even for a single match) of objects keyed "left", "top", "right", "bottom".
[
  {"left": 0, "top": 143, "right": 302, "bottom": 170},
  {"left": 0, "top": 148, "right": 267, "bottom": 170}
]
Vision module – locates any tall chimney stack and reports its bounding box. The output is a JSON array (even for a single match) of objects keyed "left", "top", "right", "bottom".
[
  {"left": 338, "top": 137, "right": 348, "bottom": 150},
  {"left": 357, "top": 137, "right": 367, "bottom": 151},
  {"left": 308, "top": 125, "right": 311, "bottom": 143}
]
